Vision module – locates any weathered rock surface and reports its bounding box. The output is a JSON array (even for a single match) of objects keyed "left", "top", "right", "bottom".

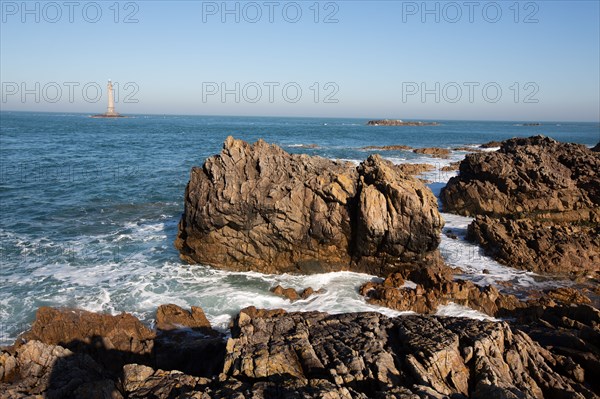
[
  {"left": 3, "top": 306, "right": 599, "bottom": 398},
  {"left": 441, "top": 136, "right": 600, "bottom": 220},
  {"left": 441, "top": 136, "right": 600, "bottom": 276},
  {"left": 479, "top": 140, "right": 502, "bottom": 148},
  {"left": 270, "top": 285, "right": 320, "bottom": 301},
  {"left": 176, "top": 137, "right": 444, "bottom": 276},
  {"left": 396, "top": 163, "right": 435, "bottom": 176},
  {"left": 413, "top": 147, "right": 450, "bottom": 158},
  {"left": 360, "top": 264, "right": 522, "bottom": 316},
  {"left": 156, "top": 304, "right": 212, "bottom": 331},
  {"left": 467, "top": 216, "right": 600, "bottom": 276},
  {"left": 222, "top": 308, "right": 596, "bottom": 398}
]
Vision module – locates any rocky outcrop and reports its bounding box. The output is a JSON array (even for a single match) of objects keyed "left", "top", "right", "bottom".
[
  {"left": 413, "top": 147, "right": 450, "bottom": 158},
  {"left": 441, "top": 136, "right": 600, "bottom": 276},
  {"left": 441, "top": 136, "right": 600, "bottom": 219},
  {"left": 367, "top": 119, "right": 439, "bottom": 126},
  {"left": 3, "top": 306, "right": 599, "bottom": 398},
  {"left": 155, "top": 304, "right": 212, "bottom": 332},
  {"left": 362, "top": 144, "right": 413, "bottom": 151},
  {"left": 360, "top": 264, "right": 522, "bottom": 316},
  {"left": 467, "top": 216, "right": 600, "bottom": 276},
  {"left": 175, "top": 137, "right": 444, "bottom": 276},
  {"left": 396, "top": 163, "right": 435, "bottom": 176},
  {"left": 479, "top": 140, "right": 502, "bottom": 148}
]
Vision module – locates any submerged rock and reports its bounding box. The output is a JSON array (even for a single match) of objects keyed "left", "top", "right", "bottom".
[{"left": 175, "top": 137, "right": 444, "bottom": 276}]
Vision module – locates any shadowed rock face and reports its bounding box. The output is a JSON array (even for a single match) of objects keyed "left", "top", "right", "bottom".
[
  {"left": 2, "top": 305, "right": 599, "bottom": 398},
  {"left": 441, "top": 135, "right": 600, "bottom": 220},
  {"left": 175, "top": 137, "right": 444, "bottom": 276},
  {"left": 440, "top": 136, "right": 600, "bottom": 276}
]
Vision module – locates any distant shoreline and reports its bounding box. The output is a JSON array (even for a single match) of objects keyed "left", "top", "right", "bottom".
[{"left": 367, "top": 119, "right": 439, "bottom": 126}]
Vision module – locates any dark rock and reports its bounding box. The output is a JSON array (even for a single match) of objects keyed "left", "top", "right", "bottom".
[
  {"left": 442, "top": 135, "right": 600, "bottom": 219},
  {"left": 479, "top": 140, "right": 502, "bottom": 148},
  {"left": 467, "top": 215, "right": 600, "bottom": 275},
  {"left": 362, "top": 144, "right": 413, "bottom": 151},
  {"left": 367, "top": 120, "right": 439, "bottom": 126},
  {"left": 175, "top": 137, "right": 444, "bottom": 276},
  {"left": 592, "top": 142, "right": 600, "bottom": 152}
]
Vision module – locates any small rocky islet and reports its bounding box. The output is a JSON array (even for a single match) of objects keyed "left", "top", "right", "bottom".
[{"left": 2, "top": 135, "right": 599, "bottom": 398}]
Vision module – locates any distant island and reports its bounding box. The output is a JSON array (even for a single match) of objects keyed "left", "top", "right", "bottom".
[{"left": 367, "top": 119, "right": 439, "bottom": 126}]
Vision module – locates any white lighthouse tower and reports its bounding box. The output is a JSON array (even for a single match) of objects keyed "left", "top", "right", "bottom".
[{"left": 91, "top": 79, "right": 124, "bottom": 118}]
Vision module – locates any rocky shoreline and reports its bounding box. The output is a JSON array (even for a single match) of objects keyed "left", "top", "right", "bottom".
[
  {"left": 367, "top": 120, "right": 440, "bottom": 126},
  {"left": 3, "top": 135, "right": 599, "bottom": 397},
  {"left": 2, "top": 300, "right": 599, "bottom": 398}
]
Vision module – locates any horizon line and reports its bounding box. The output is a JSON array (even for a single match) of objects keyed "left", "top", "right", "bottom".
[{"left": 1, "top": 109, "right": 599, "bottom": 124}]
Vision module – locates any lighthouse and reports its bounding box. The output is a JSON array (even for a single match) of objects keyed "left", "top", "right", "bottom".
[{"left": 91, "top": 79, "right": 125, "bottom": 118}]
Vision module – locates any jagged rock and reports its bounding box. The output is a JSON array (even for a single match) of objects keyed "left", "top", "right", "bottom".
[
  {"left": 19, "top": 307, "right": 155, "bottom": 373},
  {"left": 396, "top": 163, "right": 435, "bottom": 176},
  {"left": 545, "top": 288, "right": 592, "bottom": 305},
  {"left": 0, "top": 340, "right": 121, "bottom": 399},
  {"left": 360, "top": 265, "right": 521, "bottom": 316},
  {"left": 175, "top": 137, "right": 443, "bottom": 276},
  {"left": 413, "top": 147, "right": 450, "bottom": 158},
  {"left": 223, "top": 310, "right": 595, "bottom": 397},
  {"left": 270, "top": 285, "right": 321, "bottom": 301},
  {"left": 122, "top": 364, "right": 211, "bottom": 398},
  {"left": 441, "top": 161, "right": 461, "bottom": 172},
  {"left": 156, "top": 304, "right": 212, "bottom": 331},
  {"left": 480, "top": 140, "right": 503, "bottom": 148},
  {"left": 441, "top": 136, "right": 600, "bottom": 220},
  {"left": 467, "top": 215, "right": 600, "bottom": 275}
]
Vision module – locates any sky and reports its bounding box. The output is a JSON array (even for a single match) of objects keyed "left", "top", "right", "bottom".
[{"left": 1, "top": 0, "right": 599, "bottom": 121}]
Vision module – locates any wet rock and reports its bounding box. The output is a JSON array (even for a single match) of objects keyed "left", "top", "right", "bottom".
[
  {"left": 360, "top": 265, "right": 521, "bottom": 316},
  {"left": 270, "top": 285, "right": 300, "bottom": 301},
  {"left": 413, "top": 147, "right": 450, "bottom": 158},
  {"left": 441, "top": 161, "right": 461, "bottom": 172},
  {"left": 444, "top": 229, "right": 458, "bottom": 239},
  {"left": 176, "top": 137, "right": 443, "bottom": 276},
  {"left": 467, "top": 215, "right": 600, "bottom": 275}
]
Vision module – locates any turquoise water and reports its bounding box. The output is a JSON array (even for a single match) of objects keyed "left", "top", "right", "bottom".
[{"left": 1, "top": 111, "right": 598, "bottom": 343}]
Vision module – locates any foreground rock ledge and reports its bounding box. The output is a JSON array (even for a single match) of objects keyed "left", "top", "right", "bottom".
[
  {"left": 2, "top": 306, "right": 599, "bottom": 398},
  {"left": 175, "top": 137, "right": 444, "bottom": 275}
]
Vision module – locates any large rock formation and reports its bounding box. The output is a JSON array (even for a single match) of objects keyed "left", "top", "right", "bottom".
[
  {"left": 467, "top": 216, "right": 600, "bottom": 275},
  {"left": 2, "top": 305, "right": 598, "bottom": 398},
  {"left": 441, "top": 135, "right": 599, "bottom": 221},
  {"left": 175, "top": 137, "right": 444, "bottom": 276},
  {"left": 440, "top": 136, "right": 600, "bottom": 276}
]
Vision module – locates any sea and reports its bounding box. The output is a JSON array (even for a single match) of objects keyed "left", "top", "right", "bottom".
[{"left": 1, "top": 111, "right": 598, "bottom": 344}]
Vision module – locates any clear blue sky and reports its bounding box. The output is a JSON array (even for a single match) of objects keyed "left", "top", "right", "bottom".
[{"left": 1, "top": 0, "right": 599, "bottom": 121}]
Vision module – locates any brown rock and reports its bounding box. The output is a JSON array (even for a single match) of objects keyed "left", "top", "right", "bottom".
[
  {"left": 175, "top": 137, "right": 443, "bottom": 276},
  {"left": 362, "top": 144, "right": 413, "bottom": 151},
  {"left": 270, "top": 285, "right": 300, "bottom": 301},
  {"left": 479, "top": 140, "right": 503, "bottom": 148},
  {"left": 413, "top": 147, "right": 450, "bottom": 158},
  {"left": 441, "top": 161, "right": 460, "bottom": 172},
  {"left": 467, "top": 215, "right": 600, "bottom": 275},
  {"left": 156, "top": 304, "right": 211, "bottom": 331},
  {"left": 442, "top": 136, "right": 600, "bottom": 219},
  {"left": 396, "top": 163, "right": 435, "bottom": 175},
  {"left": 360, "top": 265, "right": 521, "bottom": 316}
]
